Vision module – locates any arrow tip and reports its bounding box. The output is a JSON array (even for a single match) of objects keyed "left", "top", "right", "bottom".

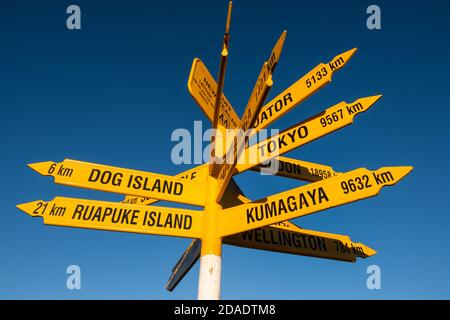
[
  {"left": 360, "top": 244, "right": 377, "bottom": 257},
  {"left": 273, "top": 30, "right": 287, "bottom": 58},
  {"left": 278, "top": 30, "right": 287, "bottom": 44},
  {"left": 358, "top": 94, "right": 383, "bottom": 110},
  {"left": 16, "top": 201, "right": 43, "bottom": 217},
  {"left": 344, "top": 47, "right": 358, "bottom": 59},
  {"left": 377, "top": 166, "right": 414, "bottom": 185},
  {"left": 394, "top": 166, "right": 414, "bottom": 180},
  {"left": 371, "top": 94, "right": 383, "bottom": 102},
  {"left": 27, "top": 161, "right": 55, "bottom": 176}
]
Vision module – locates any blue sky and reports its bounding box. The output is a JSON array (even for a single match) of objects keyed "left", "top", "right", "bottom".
[{"left": 1, "top": 0, "right": 450, "bottom": 299}]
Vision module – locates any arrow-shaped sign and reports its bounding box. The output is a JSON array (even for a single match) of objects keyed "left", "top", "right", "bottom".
[
  {"left": 236, "top": 95, "right": 382, "bottom": 174},
  {"left": 225, "top": 226, "right": 376, "bottom": 262},
  {"left": 122, "top": 164, "right": 209, "bottom": 206},
  {"left": 17, "top": 197, "right": 204, "bottom": 239},
  {"left": 166, "top": 238, "right": 201, "bottom": 292},
  {"left": 28, "top": 159, "right": 207, "bottom": 207},
  {"left": 252, "top": 48, "right": 357, "bottom": 133},
  {"left": 219, "top": 166, "right": 413, "bottom": 237}
]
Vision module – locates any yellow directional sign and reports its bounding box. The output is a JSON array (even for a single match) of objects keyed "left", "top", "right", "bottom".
[
  {"left": 28, "top": 159, "right": 206, "bottom": 207},
  {"left": 219, "top": 166, "right": 413, "bottom": 237},
  {"left": 216, "top": 31, "right": 287, "bottom": 201},
  {"left": 224, "top": 226, "right": 376, "bottom": 262},
  {"left": 252, "top": 48, "right": 357, "bottom": 133},
  {"left": 122, "top": 164, "right": 209, "bottom": 206},
  {"left": 236, "top": 95, "right": 382, "bottom": 173},
  {"left": 188, "top": 58, "right": 339, "bottom": 184},
  {"left": 17, "top": 197, "right": 204, "bottom": 239},
  {"left": 219, "top": 190, "right": 370, "bottom": 262},
  {"left": 188, "top": 58, "right": 240, "bottom": 130},
  {"left": 252, "top": 156, "right": 340, "bottom": 182},
  {"left": 190, "top": 48, "right": 357, "bottom": 139}
]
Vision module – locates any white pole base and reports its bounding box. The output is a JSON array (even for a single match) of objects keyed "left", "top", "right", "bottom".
[{"left": 197, "top": 254, "right": 221, "bottom": 300}]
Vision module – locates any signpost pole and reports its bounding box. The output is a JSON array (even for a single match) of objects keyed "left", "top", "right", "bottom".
[
  {"left": 197, "top": 175, "right": 223, "bottom": 300},
  {"left": 198, "top": 1, "right": 232, "bottom": 300}
]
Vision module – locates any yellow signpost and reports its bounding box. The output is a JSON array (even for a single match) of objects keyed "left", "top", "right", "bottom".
[
  {"left": 17, "top": 1, "right": 414, "bottom": 300},
  {"left": 17, "top": 197, "right": 203, "bottom": 239}
]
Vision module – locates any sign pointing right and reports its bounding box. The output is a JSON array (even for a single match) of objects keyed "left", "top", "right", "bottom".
[
  {"left": 225, "top": 225, "right": 376, "bottom": 262},
  {"left": 219, "top": 166, "right": 413, "bottom": 237},
  {"left": 236, "top": 95, "right": 382, "bottom": 174}
]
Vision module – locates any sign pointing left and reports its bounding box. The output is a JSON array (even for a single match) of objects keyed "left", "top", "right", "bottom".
[
  {"left": 28, "top": 160, "right": 206, "bottom": 207},
  {"left": 17, "top": 197, "right": 204, "bottom": 239}
]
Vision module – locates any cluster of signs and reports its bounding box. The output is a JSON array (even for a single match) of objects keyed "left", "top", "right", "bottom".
[{"left": 17, "top": 2, "right": 412, "bottom": 293}]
